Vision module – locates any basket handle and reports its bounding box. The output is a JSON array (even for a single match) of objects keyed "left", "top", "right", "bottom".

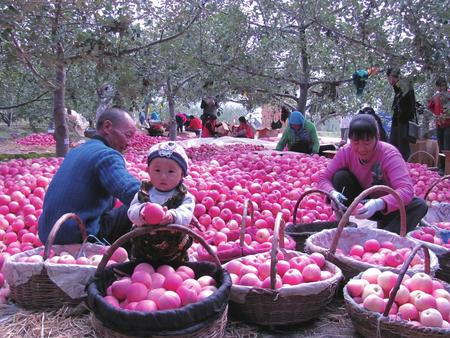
[
  {"left": 292, "top": 189, "right": 342, "bottom": 224},
  {"left": 407, "top": 151, "right": 438, "bottom": 167},
  {"left": 95, "top": 224, "right": 221, "bottom": 275},
  {"left": 269, "top": 212, "right": 285, "bottom": 290},
  {"left": 382, "top": 244, "right": 431, "bottom": 317},
  {"left": 424, "top": 175, "right": 450, "bottom": 201},
  {"left": 239, "top": 199, "right": 254, "bottom": 249},
  {"left": 44, "top": 213, "right": 87, "bottom": 260},
  {"left": 329, "top": 185, "right": 407, "bottom": 254}
]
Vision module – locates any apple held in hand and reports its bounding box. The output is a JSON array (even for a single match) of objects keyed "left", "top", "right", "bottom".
[{"left": 142, "top": 203, "right": 165, "bottom": 224}]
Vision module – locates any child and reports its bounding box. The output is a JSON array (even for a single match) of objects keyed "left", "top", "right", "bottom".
[{"left": 127, "top": 141, "right": 195, "bottom": 263}]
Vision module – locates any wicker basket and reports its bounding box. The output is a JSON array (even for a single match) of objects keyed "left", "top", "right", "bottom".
[
  {"left": 197, "top": 199, "right": 295, "bottom": 263},
  {"left": 285, "top": 189, "right": 356, "bottom": 252},
  {"left": 226, "top": 213, "right": 343, "bottom": 326},
  {"left": 408, "top": 175, "right": 450, "bottom": 282},
  {"left": 4, "top": 213, "right": 101, "bottom": 310},
  {"left": 87, "top": 224, "right": 231, "bottom": 338},
  {"left": 304, "top": 185, "right": 439, "bottom": 281},
  {"left": 344, "top": 244, "right": 450, "bottom": 337}
]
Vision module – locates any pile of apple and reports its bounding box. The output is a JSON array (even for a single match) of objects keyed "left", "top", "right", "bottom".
[
  {"left": 224, "top": 251, "right": 333, "bottom": 288},
  {"left": 336, "top": 239, "right": 424, "bottom": 269},
  {"left": 410, "top": 224, "right": 450, "bottom": 249},
  {"left": 103, "top": 263, "right": 218, "bottom": 312},
  {"left": 15, "top": 133, "right": 56, "bottom": 146},
  {"left": 346, "top": 268, "right": 450, "bottom": 329}
]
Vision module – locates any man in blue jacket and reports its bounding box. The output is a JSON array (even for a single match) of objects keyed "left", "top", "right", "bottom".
[{"left": 38, "top": 107, "right": 140, "bottom": 244}]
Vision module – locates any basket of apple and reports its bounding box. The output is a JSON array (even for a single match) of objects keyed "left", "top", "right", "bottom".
[
  {"left": 222, "top": 212, "right": 343, "bottom": 326},
  {"left": 285, "top": 189, "right": 356, "bottom": 252},
  {"left": 305, "top": 185, "right": 439, "bottom": 280},
  {"left": 195, "top": 199, "right": 296, "bottom": 263},
  {"left": 343, "top": 244, "right": 450, "bottom": 337},
  {"left": 3, "top": 213, "right": 127, "bottom": 310},
  {"left": 86, "top": 223, "right": 231, "bottom": 338}
]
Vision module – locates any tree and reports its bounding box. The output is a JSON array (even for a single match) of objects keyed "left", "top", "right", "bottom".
[{"left": 0, "top": 0, "right": 203, "bottom": 156}]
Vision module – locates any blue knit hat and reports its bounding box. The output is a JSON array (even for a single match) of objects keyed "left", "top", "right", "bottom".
[
  {"left": 147, "top": 141, "right": 188, "bottom": 176},
  {"left": 289, "top": 111, "right": 305, "bottom": 126}
]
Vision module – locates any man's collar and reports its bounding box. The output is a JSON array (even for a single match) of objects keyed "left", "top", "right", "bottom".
[{"left": 91, "top": 135, "right": 110, "bottom": 147}]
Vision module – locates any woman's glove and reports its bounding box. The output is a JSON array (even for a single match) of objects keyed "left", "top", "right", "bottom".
[
  {"left": 355, "top": 198, "right": 385, "bottom": 219},
  {"left": 330, "top": 190, "right": 348, "bottom": 213}
]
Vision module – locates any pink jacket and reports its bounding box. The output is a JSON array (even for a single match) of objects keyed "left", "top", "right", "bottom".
[{"left": 318, "top": 141, "right": 414, "bottom": 214}]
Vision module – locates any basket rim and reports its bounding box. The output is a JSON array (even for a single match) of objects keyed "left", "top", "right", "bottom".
[
  {"left": 343, "top": 271, "right": 450, "bottom": 334},
  {"left": 305, "top": 227, "right": 440, "bottom": 274},
  {"left": 406, "top": 230, "right": 450, "bottom": 256}
]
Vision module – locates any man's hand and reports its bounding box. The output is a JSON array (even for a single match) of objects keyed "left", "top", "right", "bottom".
[{"left": 355, "top": 198, "right": 385, "bottom": 219}]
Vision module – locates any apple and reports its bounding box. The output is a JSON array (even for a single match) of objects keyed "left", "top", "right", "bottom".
[
  {"left": 420, "top": 308, "right": 443, "bottom": 327},
  {"left": 142, "top": 203, "right": 165, "bottom": 224},
  {"left": 363, "top": 294, "right": 385, "bottom": 313}
]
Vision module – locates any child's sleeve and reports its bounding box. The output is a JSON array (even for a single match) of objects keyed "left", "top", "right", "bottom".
[
  {"left": 168, "top": 192, "right": 195, "bottom": 226},
  {"left": 127, "top": 193, "right": 146, "bottom": 226}
]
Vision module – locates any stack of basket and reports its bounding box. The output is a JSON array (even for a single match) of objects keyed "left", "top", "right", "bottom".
[
  {"left": 305, "top": 186, "right": 439, "bottom": 280},
  {"left": 224, "top": 213, "right": 343, "bottom": 326},
  {"left": 87, "top": 224, "right": 231, "bottom": 338},
  {"left": 3, "top": 213, "right": 105, "bottom": 310}
]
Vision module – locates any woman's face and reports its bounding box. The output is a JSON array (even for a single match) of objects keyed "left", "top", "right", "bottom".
[{"left": 350, "top": 137, "right": 377, "bottom": 161}]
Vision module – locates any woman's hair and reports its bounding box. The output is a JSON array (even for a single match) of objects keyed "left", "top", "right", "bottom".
[
  {"left": 348, "top": 114, "right": 379, "bottom": 141},
  {"left": 238, "top": 116, "right": 247, "bottom": 123}
]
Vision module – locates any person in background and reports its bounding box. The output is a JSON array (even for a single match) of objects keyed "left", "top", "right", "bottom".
[
  {"left": 38, "top": 107, "right": 140, "bottom": 245},
  {"left": 339, "top": 113, "right": 352, "bottom": 146},
  {"left": 318, "top": 114, "right": 427, "bottom": 234},
  {"left": 359, "top": 106, "right": 388, "bottom": 141},
  {"left": 139, "top": 111, "right": 146, "bottom": 125},
  {"left": 201, "top": 115, "right": 221, "bottom": 138},
  {"left": 175, "top": 112, "right": 188, "bottom": 133},
  {"left": 275, "top": 110, "right": 319, "bottom": 154},
  {"left": 128, "top": 141, "right": 195, "bottom": 263},
  {"left": 231, "top": 116, "right": 254, "bottom": 138},
  {"left": 386, "top": 67, "right": 417, "bottom": 161},
  {"left": 185, "top": 115, "right": 202, "bottom": 137},
  {"left": 149, "top": 111, "right": 161, "bottom": 122},
  {"left": 428, "top": 77, "right": 450, "bottom": 153}
]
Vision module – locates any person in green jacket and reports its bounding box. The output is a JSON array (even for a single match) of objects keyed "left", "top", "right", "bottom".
[{"left": 275, "top": 110, "right": 320, "bottom": 154}]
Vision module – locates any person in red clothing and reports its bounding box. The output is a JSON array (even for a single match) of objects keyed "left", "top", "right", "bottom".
[
  {"left": 231, "top": 116, "right": 254, "bottom": 138},
  {"left": 428, "top": 77, "right": 450, "bottom": 152},
  {"left": 175, "top": 112, "right": 188, "bottom": 133},
  {"left": 201, "top": 115, "right": 221, "bottom": 138},
  {"left": 185, "top": 115, "right": 202, "bottom": 137}
]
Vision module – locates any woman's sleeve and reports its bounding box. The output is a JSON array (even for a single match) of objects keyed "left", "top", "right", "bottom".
[
  {"left": 276, "top": 129, "right": 289, "bottom": 151},
  {"left": 308, "top": 123, "right": 320, "bottom": 153},
  {"left": 127, "top": 193, "right": 146, "bottom": 226}
]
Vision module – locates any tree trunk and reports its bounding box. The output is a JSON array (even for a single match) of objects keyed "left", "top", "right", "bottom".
[
  {"left": 53, "top": 45, "right": 68, "bottom": 157},
  {"left": 166, "top": 78, "right": 177, "bottom": 141},
  {"left": 297, "top": 28, "right": 310, "bottom": 113}
]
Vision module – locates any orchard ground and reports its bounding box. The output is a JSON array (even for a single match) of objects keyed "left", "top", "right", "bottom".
[{"left": 0, "top": 128, "right": 447, "bottom": 338}]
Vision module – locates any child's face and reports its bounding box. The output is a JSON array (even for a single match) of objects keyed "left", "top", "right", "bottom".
[{"left": 148, "top": 157, "right": 183, "bottom": 191}]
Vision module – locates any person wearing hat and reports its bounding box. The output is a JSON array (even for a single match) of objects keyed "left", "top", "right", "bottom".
[
  {"left": 127, "top": 141, "right": 195, "bottom": 263},
  {"left": 275, "top": 110, "right": 319, "bottom": 154},
  {"left": 386, "top": 67, "right": 417, "bottom": 161},
  {"left": 231, "top": 116, "right": 254, "bottom": 138}
]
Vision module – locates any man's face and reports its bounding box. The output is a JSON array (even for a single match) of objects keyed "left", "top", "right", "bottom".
[
  {"left": 387, "top": 74, "right": 399, "bottom": 86},
  {"left": 104, "top": 116, "right": 136, "bottom": 153}
]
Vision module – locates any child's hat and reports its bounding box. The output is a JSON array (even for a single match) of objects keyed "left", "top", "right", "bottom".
[{"left": 147, "top": 141, "right": 188, "bottom": 176}]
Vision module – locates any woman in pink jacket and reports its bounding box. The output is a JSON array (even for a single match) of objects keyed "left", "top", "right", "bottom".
[{"left": 318, "top": 114, "right": 427, "bottom": 234}]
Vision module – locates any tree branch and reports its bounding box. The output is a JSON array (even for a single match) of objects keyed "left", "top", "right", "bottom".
[
  {"left": 173, "top": 73, "right": 201, "bottom": 94},
  {"left": 9, "top": 33, "right": 58, "bottom": 89},
  {"left": 0, "top": 91, "right": 52, "bottom": 110}
]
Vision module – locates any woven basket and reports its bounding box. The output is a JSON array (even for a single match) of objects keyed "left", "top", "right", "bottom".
[
  {"left": 197, "top": 199, "right": 295, "bottom": 263},
  {"left": 285, "top": 188, "right": 356, "bottom": 252},
  {"left": 4, "top": 213, "right": 99, "bottom": 310},
  {"left": 304, "top": 185, "right": 439, "bottom": 281},
  {"left": 226, "top": 213, "right": 343, "bottom": 326},
  {"left": 344, "top": 244, "right": 450, "bottom": 337},
  {"left": 87, "top": 224, "right": 231, "bottom": 338}
]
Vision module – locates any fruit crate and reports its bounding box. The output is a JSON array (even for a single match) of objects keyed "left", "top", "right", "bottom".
[
  {"left": 285, "top": 188, "right": 356, "bottom": 252},
  {"left": 224, "top": 213, "right": 343, "bottom": 326},
  {"left": 305, "top": 185, "right": 439, "bottom": 281},
  {"left": 343, "top": 244, "right": 450, "bottom": 337},
  {"left": 87, "top": 224, "right": 231, "bottom": 338}
]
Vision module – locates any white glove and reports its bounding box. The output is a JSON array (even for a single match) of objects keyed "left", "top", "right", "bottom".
[
  {"left": 330, "top": 190, "right": 348, "bottom": 213},
  {"left": 355, "top": 198, "right": 385, "bottom": 219}
]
